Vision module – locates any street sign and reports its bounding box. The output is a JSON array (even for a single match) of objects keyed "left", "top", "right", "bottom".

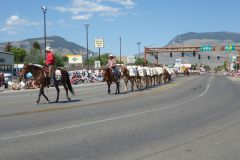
[
  {"left": 95, "top": 38, "right": 104, "bottom": 48},
  {"left": 94, "top": 61, "right": 101, "bottom": 69},
  {"left": 127, "top": 56, "right": 136, "bottom": 64}
]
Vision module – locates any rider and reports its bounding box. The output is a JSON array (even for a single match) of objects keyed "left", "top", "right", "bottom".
[
  {"left": 45, "top": 46, "right": 55, "bottom": 86},
  {"left": 107, "top": 54, "right": 119, "bottom": 81}
]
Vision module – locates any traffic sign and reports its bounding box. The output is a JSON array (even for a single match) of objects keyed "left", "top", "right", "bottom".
[
  {"left": 95, "top": 38, "right": 104, "bottom": 48},
  {"left": 94, "top": 61, "right": 101, "bottom": 69}
]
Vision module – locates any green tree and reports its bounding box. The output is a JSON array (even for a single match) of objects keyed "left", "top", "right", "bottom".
[
  {"left": 135, "top": 58, "right": 148, "bottom": 66},
  {"left": 11, "top": 47, "right": 27, "bottom": 63},
  {"left": 54, "top": 54, "right": 65, "bottom": 67},
  {"left": 24, "top": 48, "right": 44, "bottom": 64},
  {"left": 223, "top": 61, "right": 227, "bottom": 71},
  {"left": 32, "top": 41, "right": 41, "bottom": 50},
  {"left": 62, "top": 55, "right": 68, "bottom": 63},
  {"left": 84, "top": 53, "right": 109, "bottom": 68},
  {"left": 4, "top": 42, "right": 13, "bottom": 52}
]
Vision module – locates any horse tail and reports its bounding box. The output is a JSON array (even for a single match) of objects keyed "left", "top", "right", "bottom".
[{"left": 66, "top": 72, "right": 75, "bottom": 95}]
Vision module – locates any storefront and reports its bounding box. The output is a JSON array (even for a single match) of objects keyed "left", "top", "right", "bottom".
[{"left": 0, "top": 51, "right": 14, "bottom": 73}]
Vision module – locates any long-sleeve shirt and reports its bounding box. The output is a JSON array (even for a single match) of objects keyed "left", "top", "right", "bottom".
[
  {"left": 108, "top": 59, "right": 116, "bottom": 68},
  {"left": 45, "top": 51, "right": 55, "bottom": 65}
]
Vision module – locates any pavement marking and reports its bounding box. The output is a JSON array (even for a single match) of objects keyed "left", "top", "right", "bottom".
[
  {"left": 0, "top": 78, "right": 211, "bottom": 141},
  {"left": 0, "top": 85, "right": 105, "bottom": 99}
]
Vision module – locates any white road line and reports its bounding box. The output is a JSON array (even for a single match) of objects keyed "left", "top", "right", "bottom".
[
  {"left": 0, "top": 79, "right": 211, "bottom": 141},
  {"left": 0, "top": 86, "right": 105, "bottom": 99}
]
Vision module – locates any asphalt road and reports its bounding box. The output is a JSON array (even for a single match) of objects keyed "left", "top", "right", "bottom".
[{"left": 0, "top": 75, "right": 240, "bottom": 160}]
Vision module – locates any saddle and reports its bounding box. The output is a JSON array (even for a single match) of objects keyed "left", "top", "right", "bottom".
[{"left": 43, "top": 65, "right": 50, "bottom": 77}]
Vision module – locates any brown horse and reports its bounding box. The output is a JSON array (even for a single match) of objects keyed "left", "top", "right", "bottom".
[
  {"left": 121, "top": 66, "right": 137, "bottom": 92},
  {"left": 102, "top": 68, "right": 120, "bottom": 94},
  {"left": 19, "top": 64, "right": 74, "bottom": 104},
  {"left": 162, "top": 68, "right": 171, "bottom": 83},
  {"left": 183, "top": 67, "right": 190, "bottom": 76}
]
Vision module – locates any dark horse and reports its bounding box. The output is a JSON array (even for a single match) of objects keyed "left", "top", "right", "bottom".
[
  {"left": 102, "top": 68, "right": 121, "bottom": 94},
  {"left": 19, "top": 64, "right": 74, "bottom": 104}
]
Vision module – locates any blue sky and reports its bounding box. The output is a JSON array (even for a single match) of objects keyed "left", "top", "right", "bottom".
[{"left": 1, "top": 0, "right": 240, "bottom": 56}]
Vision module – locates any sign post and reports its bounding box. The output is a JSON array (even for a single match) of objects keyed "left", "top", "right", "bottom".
[
  {"left": 95, "top": 38, "right": 104, "bottom": 61},
  {"left": 94, "top": 61, "right": 101, "bottom": 69}
]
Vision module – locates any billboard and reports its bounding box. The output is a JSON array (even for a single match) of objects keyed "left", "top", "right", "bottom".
[{"left": 67, "top": 55, "right": 82, "bottom": 64}]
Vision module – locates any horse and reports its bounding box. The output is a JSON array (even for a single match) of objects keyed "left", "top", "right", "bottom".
[
  {"left": 183, "top": 67, "right": 190, "bottom": 76},
  {"left": 102, "top": 67, "right": 121, "bottom": 94},
  {"left": 162, "top": 68, "right": 171, "bottom": 83},
  {"left": 121, "top": 66, "right": 140, "bottom": 93},
  {"left": 19, "top": 64, "right": 74, "bottom": 104}
]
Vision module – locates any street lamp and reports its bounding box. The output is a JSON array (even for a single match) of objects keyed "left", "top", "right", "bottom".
[
  {"left": 85, "top": 24, "right": 89, "bottom": 76},
  {"left": 41, "top": 5, "right": 47, "bottom": 59},
  {"left": 119, "top": 36, "right": 122, "bottom": 65},
  {"left": 137, "top": 42, "right": 141, "bottom": 59}
]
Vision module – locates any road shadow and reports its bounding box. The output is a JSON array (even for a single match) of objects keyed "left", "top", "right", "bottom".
[{"left": 49, "top": 99, "right": 82, "bottom": 104}]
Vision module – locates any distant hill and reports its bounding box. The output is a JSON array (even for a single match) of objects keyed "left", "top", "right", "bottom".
[
  {"left": 0, "top": 36, "right": 96, "bottom": 57},
  {"left": 143, "top": 32, "right": 240, "bottom": 67},
  {"left": 167, "top": 32, "right": 240, "bottom": 46}
]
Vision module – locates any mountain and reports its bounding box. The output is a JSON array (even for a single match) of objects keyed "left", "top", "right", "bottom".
[
  {"left": 150, "top": 32, "right": 240, "bottom": 67},
  {"left": 167, "top": 32, "right": 240, "bottom": 46},
  {"left": 0, "top": 36, "right": 96, "bottom": 57}
]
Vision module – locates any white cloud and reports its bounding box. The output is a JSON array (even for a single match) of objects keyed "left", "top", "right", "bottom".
[
  {"left": 0, "top": 15, "right": 40, "bottom": 35},
  {"left": 53, "top": 0, "right": 135, "bottom": 20},
  {"left": 72, "top": 14, "right": 93, "bottom": 20}
]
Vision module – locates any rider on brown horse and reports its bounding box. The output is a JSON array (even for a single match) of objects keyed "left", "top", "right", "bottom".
[
  {"left": 44, "top": 46, "right": 55, "bottom": 86},
  {"left": 107, "top": 54, "right": 119, "bottom": 82}
]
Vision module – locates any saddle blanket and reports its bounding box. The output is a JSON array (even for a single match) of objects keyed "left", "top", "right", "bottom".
[
  {"left": 126, "top": 66, "right": 138, "bottom": 77},
  {"left": 55, "top": 69, "right": 62, "bottom": 81}
]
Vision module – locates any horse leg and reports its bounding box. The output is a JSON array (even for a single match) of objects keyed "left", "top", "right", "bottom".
[
  {"left": 107, "top": 82, "right": 111, "bottom": 94},
  {"left": 131, "top": 79, "right": 134, "bottom": 92},
  {"left": 124, "top": 78, "right": 128, "bottom": 93},
  {"left": 41, "top": 88, "right": 50, "bottom": 103},
  {"left": 63, "top": 83, "right": 71, "bottom": 101},
  {"left": 116, "top": 82, "right": 120, "bottom": 94},
  {"left": 36, "top": 86, "right": 43, "bottom": 104},
  {"left": 55, "top": 83, "right": 60, "bottom": 103}
]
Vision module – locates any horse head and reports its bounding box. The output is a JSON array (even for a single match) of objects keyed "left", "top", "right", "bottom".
[{"left": 19, "top": 63, "right": 31, "bottom": 82}]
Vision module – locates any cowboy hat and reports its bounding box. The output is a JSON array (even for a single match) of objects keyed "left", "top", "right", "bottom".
[
  {"left": 108, "top": 54, "right": 114, "bottom": 57},
  {"left": 46, "top": 46, "right": 52, "bottom": 51}
]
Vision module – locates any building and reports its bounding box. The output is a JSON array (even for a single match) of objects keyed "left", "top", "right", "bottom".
[{"left": 0, "top": 51, "right": 14, "bottom": 73}]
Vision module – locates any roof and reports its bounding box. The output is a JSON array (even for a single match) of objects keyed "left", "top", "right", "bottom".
[{"left": 0, "top": 51, "right": 14, "bottom": 55}]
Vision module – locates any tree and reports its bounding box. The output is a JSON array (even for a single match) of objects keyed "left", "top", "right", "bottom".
[
  {"left": 11, "top": 47, "right": 27, "bottom": 63},
  {"left": 54, "top": 54, "right": 65, "bottom": 67},
  {"left": 84, "top": 53, "right": 109, "bottom": 68},
  {"left": 4, "top": 42, "right": 13, "bottom": 52},
  {"left": 135, "top": 58, "right": 148, "bottom": 66},
  {"left": 62, "top": 55, "right": 68, "bottom": 63},
  {"left": 24, "top": 48, "right": 44, "bottom": 65},
  {"left": 32, "top": 41, "right": 41, "bottom": 50}
]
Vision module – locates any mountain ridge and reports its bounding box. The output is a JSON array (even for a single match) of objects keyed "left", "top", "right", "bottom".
[
  {"left": 167, "top": 31, "right": 240, "bottom": 46},
  {"left": 0, "top": 36, "right": 96, "bottom": 57}
]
